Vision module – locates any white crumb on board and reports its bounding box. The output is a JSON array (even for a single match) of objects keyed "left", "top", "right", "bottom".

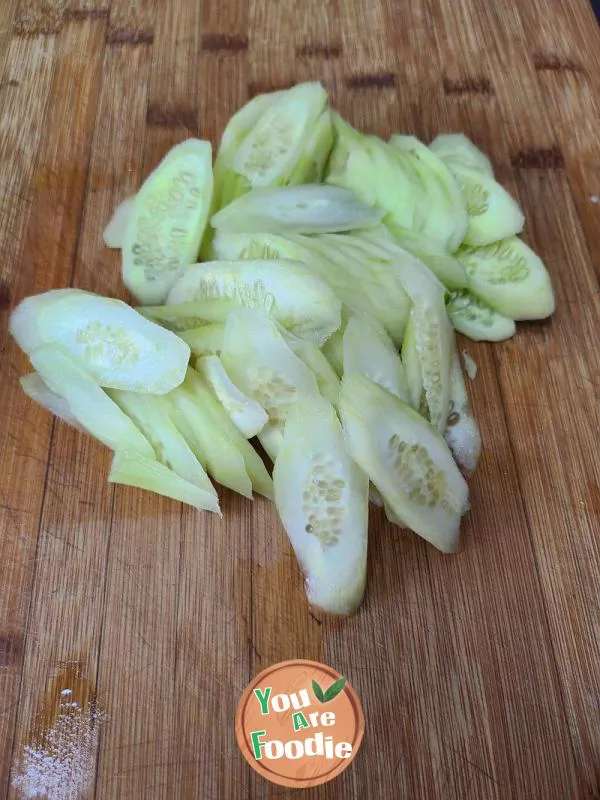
[
  {"left": 462, "top": 350, "right": 478, "bottom": 380},
  {"left": 591, "top": 195, "right": 599, "bottom": 204},
  {"left": 12, "top": 696, "right": 104, "bottom": 800}
]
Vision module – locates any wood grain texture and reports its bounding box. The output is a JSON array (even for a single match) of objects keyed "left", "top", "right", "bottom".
[{"left": 1, "top": 1, "right": 599, "bottom": 798}]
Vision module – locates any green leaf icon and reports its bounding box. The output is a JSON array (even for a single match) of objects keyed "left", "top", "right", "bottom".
[
  {"left": 312, "top": 679, "right": 325, "bottom": 703},
  {"left": 323, "top": 676, "right": 347, "bottom": 702}
]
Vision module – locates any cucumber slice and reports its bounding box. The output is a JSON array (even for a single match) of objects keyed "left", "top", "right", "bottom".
[
  {"left": 15, "top": 290, "right": 191, "bottom": 394},
  {"left": 339, "top": 374, "right": 469, "bottom": 553},
  {"left": 401, "top": 314, "right": 424, "bottom": 413},
  {"left": 447, "top": 290, "right": 516, "bottom": 341},
  {"left": 279, "top": 327, "right": 341, "bottom": 404},
  {"left": 389, "top": 134, "right": 468, "bottom": 253},
  {"left": 211, "top": 184, "right": 382, "bottom": 235},
  {"left": 229, "top": 82, "right": 329, "bottom": 192},
  {"left": 103, "top": 196, "right": 134, "bottom": 249},
  {"left": 446, "top": 163, "right": 524, "bottom": 246},
  {"left": 341, "top": 234, "right": 453, "bottom": 431},
  {"left": 108, "top": 450, "right": 220, "bottom": 512},
  {"left": 273, "top": 394, "right": 369, "bottom": 615},
  {"left": 456, "top": 237, "right": 555, "bottom": 320},
  {"left": 9, "top": 289, "right": 88, "bottom": 354},
  {"left": 382, "top": 221, "right": 469, "bottom": 290},
  {"left": 444, "top": 349, "right": 482, "bottom": 475},
  {"left": 20, "top": 373, "right": 84, "bottom": 432},
  {"left": 220, "top": 309, "right": 320, "bottom": 460},
  {"left": 165, "top": 259, "right": 341, "bottom": 345},
  {"left": 108, "top": 389, "right": 220, "bottom": 509},
  {"left": 29, "top": 346, "right": 154, "bottom": 458},
  {"left": 185, "top": 368, "right": 273, "bottom": 499},
  {"left": 122, "top": 139, "right": 213, "bottom": 305},
  {"left": 429, "top": 133, "right": 494, "bottom": 176},
  {"left": 286, "top": 107, "right": 333, "bottom": 185},
  {"left": 177, "top": 323, "right": 225, "bottom": 356},
  {"left": 343, "top": 313, "right": 410, "bottom": 404},
  {"left": 195, "top": 354, "right": 268, "bottom": 438},
  {"left": 167, "top": 377, "right": 254, "bottom": 499}
]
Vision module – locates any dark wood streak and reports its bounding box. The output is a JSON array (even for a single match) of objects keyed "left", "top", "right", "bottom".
[
  {"left": 532, "top": 54, "right": 586, "bottom": 74},
  {"left": 511, "top": 147, "right": 565, "bottom": 169},
  {"left": 296, "top": 43, "right": 342, "bottom": 58},
  {"left": 0, "top": 635, "right": 21, "bottom": 668},
  {"left": 345, "top": 72, "right": 396, "bottom": 89},
  {"left": 64, "top": 9, "right": 109, "bottom": 22},
  {"left": 146, "top": 104, "right": 198, "bottom": 130},
  {"left": 106, "top": 28, "right": 154, "bottom": 46},
  {"left": 443, "top": 76, "right": 494, "bottom": 95},
  {"left": 201, "top": 33, "right": 248, "bottom": 52}
]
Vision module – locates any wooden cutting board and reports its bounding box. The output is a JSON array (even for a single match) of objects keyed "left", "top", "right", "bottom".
[{"left": 1, "top": 1, "right": 599, "bottom": 797}]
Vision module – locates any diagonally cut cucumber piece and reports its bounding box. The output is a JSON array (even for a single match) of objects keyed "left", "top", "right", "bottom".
[
  {"left": 177, "top": 323, "right": 225, "bottom": 356},
  {"left": 286, "top": 107, "right": 333, "bottom": 185},
  {"left": 273, "top": 394, "right": 369, "bottom": 615},
  {"left": 340, "top": 374, "right": 469, "bottom": 553},
  {"left": 401, "top": 314, "right": 424, "bottom": 413},
  {"left": 220, "top": 309, "right": 320, "bottom": 460},
  {"left": 445, "top": 162, "right": 524, "bottom": 246},
  {"left": 429, "top": 133, "right": 494, "bottom": 176},
  {"left": 165, "top": 259, "right": 341, "bottom": 345},
  {"left": 343, "top": 313, "right": 410, "bottom": 404},
  {"left": 109, "top": 450, "right": 220, "bottom": 512},
  {"left": 279, "top": 327, "right": 341, "bottom": 404},
  {"left": 444, "top": 349, "right": 482, "bottom": 475},
  {"left": 20, "top": 373, "right": 84, "bottom": 432},
  {"left": 447, "top": 289, "right": 516, "bottom": 341},
  {"left": 29, "top": 346, "right": 155, "bottom": 458},
  {"left": 9, "top": 289, "right": 89, "bottom": 354},
  {"left": 456, "top": 237, "right": 555, "bottom": 320},
  {"left": 14, "top": 290, "right": 191, "bottom": 394},
  {"left": 321, "top": 324, "right": 344, "bottom": 378},
  {"left": 211, "top": 184, "right": 382, "bottom": 235},
  {"left": 108, "top": 388, "right": 220, "bottom": 510},
  {"left": 195, "top": 354, "right": 268, "bottom": 438},
  {"left": 184, "top": 368, "right": 273, "bottom": 499},
  {"left": 122, "top": 139, "right": 214, "bottom": 305},
  {"left": 103, "top": 196, "right": 134, "bottom": 249}
]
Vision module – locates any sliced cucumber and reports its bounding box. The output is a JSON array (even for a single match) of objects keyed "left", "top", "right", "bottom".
[
  {"left": 167, "top": 377, "right": 254, "bottom": 500},
  {"left": 401, "top": 314, "right": 424, "bottom": 413},
  {"left": 211, "top": 184, "right": 382, "bottom": 235},
  {"left": 220, "top": 309, "right": 320, "bottom": 460},
  {"left": 108, "top": 389, "right": 220, "bottom": 508},
  {"left": 429, "top": 133, "right": 494, "bottom": 177},
  {"left": 456, "top": 237, "right": 555, "bottom": 320},
  {"left": 185, "top": 369, "right": 273, "bottom": 499},
  {"left": 195, "top": 354, "right": 268, "bottom": 438},
  {"left": 273, "top": 394, "right": 369, "bottom": 615},
  {"left": 321, "top": 325, "right": 344, "bottom": 377},
  {"left": 108, "top": 450, "right": 220, "bottom": 512},
  {"left": 279, "top": 327, "right": 341, "bottom": 404},
  {"left": 389, "top": 134, "right": 468, "bottom": 252},
  {"left": 446, "top": 162, "right": 524, "bottom": 246},
  {"left": 343, "top": 313, "right": 410, "bottom": 404},
  {"left": 165, "top": 259, "right": 341, "bottom": 346},
  {"left": 447, "top": 289, "right": 516, "bottom": 341},
  {"left": 177, "top": 323, "right": 225, "bottom": 356},
  {"left": 20, "top": 373, "right": 84, "bottom": 432},
  {"left": 29, "top": 346, "right": 154, "bottom": 458},
  {"left": 286, "top": 107, "right": 333, "bottom": 185},
  {"left": 122, "top": 139, "right": 213, "bottom": 305},
  {"left": 229, "top": 82, "right": 329, "bottom": 193},
  {"left": 339, "top": 374, "right": 469, "bottom": 553},
  {"left": 15, "top": 290, "right": 191, "bottom": 394},
  {"left": 444, "top": 349, "right": 482, "bottom": 475},
  {"left": 103, "top": 196, "right": 134, "bottom": 249},
  {"left": 382, "top": 221, "right": 469, "bottom": 290},
  {"left": 9, "top": 289, "right": 88, "bottom": 354}
]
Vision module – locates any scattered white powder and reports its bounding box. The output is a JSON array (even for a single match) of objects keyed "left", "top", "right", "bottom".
[
  {"left": 12, "top": 696, "right": 104, "bottom": 800},
  {"left": 462, "top": 350, "right": 478, "bottom": 381}
]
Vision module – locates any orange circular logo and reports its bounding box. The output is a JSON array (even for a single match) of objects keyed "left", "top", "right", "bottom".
[{"left": 235, "top": 659, "right": 364, "bottom": 788}]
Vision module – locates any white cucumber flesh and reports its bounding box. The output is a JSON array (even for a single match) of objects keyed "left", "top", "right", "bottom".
[
  {"left": 447, "top": 289, "right": 517, "bottom": 341},
  {"left": 444, "top": 349, "right": 482, "bottom": 475},
  {"left": 103, "top": 196, "right": 134, "bottom": 248}
]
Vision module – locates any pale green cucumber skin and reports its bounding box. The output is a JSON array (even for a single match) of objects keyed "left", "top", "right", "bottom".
[
  {"left": 430, "top": 134, "right": 494, "bottom": 177},
  {"left": 178, "top": 323, "right": 225, "bottom": 356},
  {"left": 339, "top": 374, "right": 469, "bottom": 554},
  {"left": 20, "top": 373, "right": 84, "bottom": 432},
  {"left": 444, "top": 349, "right": 482, "bottom": 475},
  {"left": 122, "top": 139, "right": 214, "bottom": 305},
  {"left": 103, "top": 196, "right": 134, "bottom": 248},
  {"left": 456, "top": 237, "right": 555, "bottom": 320},
  {"left": 273, "top": 394, "right": 369, "bottom": 616},
  {"left": 447, "top": 290, "right": 517, "bottom": 341}
]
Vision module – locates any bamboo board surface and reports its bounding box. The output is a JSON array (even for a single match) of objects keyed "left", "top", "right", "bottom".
[{"left": 1, "top": 1, "right": 600, "bottom": 798}]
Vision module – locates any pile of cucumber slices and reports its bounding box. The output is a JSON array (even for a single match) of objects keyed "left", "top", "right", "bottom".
[{"left": 10, "top": 82, "right": 555, "bottom": 616}]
